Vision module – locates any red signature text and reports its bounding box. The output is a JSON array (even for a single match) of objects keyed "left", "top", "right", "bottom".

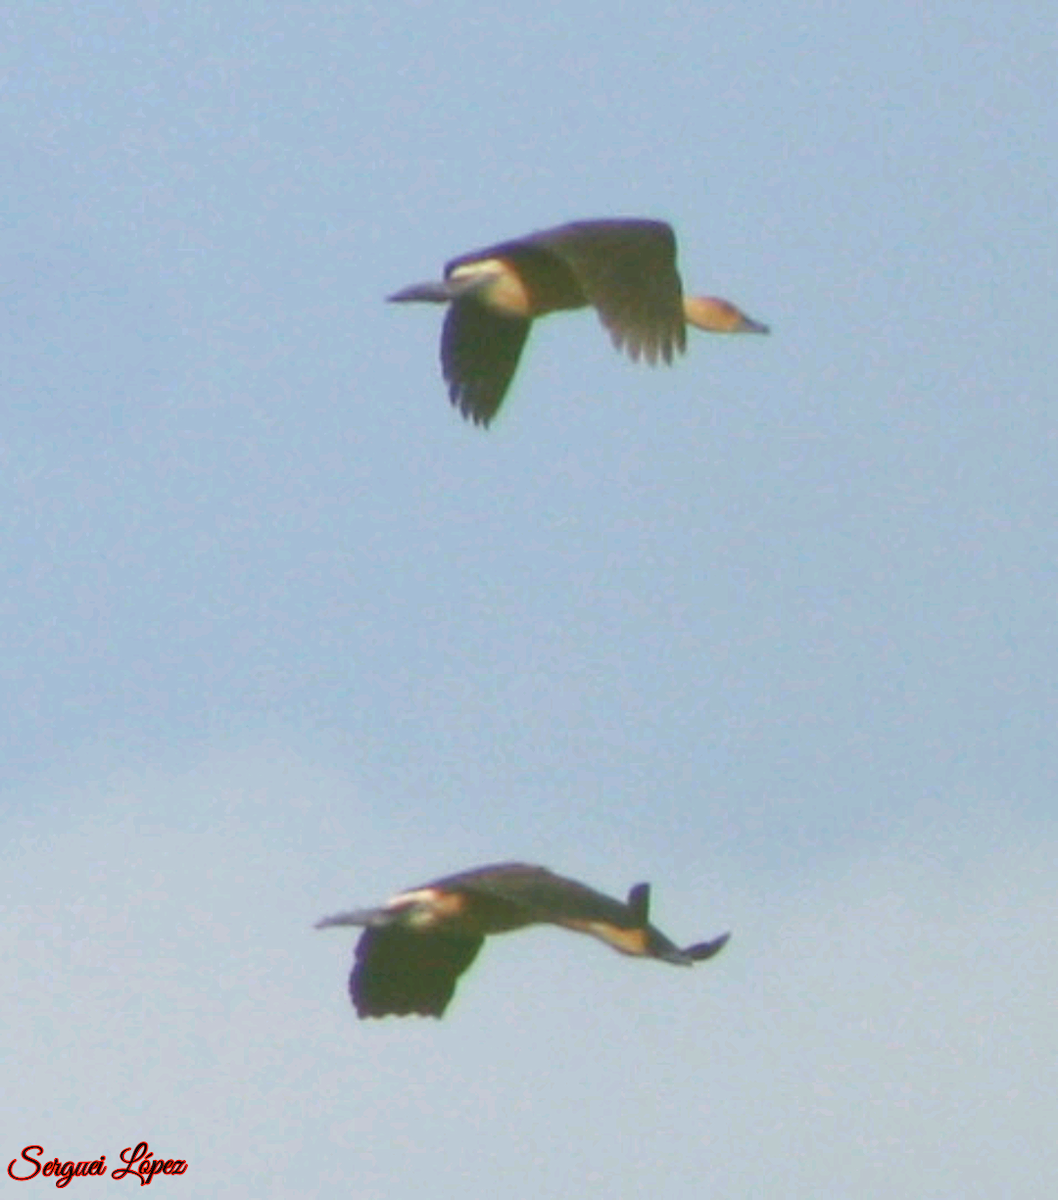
[{"left": 8, "top": 1143, "right": 188, "bottom": 1188}]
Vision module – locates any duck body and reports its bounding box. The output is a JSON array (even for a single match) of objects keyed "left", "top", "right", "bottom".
[
  {"left": 316, "top": 861, "right": 730, "bottom": 1018},
  {"left": 389, "top": 218, "right": 768, "bottom": 426}
]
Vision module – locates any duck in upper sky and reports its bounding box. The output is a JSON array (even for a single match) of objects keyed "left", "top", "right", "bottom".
[
  {"left": 388, "top": 217, "right": 769, "bottom": 426},
  {"left": 316, "top": 861, "right": 730, "bottom": 1018}
]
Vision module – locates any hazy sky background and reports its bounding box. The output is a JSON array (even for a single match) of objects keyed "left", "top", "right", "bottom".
[{"left": 3, "top": 3, "right": 1056, "bottom": 1196}]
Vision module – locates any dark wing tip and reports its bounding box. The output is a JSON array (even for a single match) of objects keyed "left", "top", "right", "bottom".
[{"left": 354, "top": 993, "right": 446, "bottom": 1019}]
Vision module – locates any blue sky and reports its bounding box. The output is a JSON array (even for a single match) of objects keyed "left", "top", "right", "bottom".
[{"left": 3, "top": 3, "right": 1056, "bottom": 1196}]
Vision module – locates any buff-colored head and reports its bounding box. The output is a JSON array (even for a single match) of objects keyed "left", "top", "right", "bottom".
[{"left": 683, "top": 295, "right": 770, "bottom": 334}]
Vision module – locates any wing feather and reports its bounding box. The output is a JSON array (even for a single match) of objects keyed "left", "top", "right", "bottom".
[
  {"left": 441, "top": 300, "right": 530, "bottom": 426},
  {"left": 527, "top": 220, "right": 687, "bottom": 365},
  {"left": 351, "top": 926, "right": 483, "bottom": 1018}
]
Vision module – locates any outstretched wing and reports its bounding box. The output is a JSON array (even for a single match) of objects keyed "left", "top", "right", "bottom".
[
  {"left": 351, "top": 926, "right": 483, "bottom": 1018},
  {"left": 441, "top": 301, "right": 530, "bottom": 427},
  {"left": 528, "top": 219, "right": 687, "bottom": 365}
]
